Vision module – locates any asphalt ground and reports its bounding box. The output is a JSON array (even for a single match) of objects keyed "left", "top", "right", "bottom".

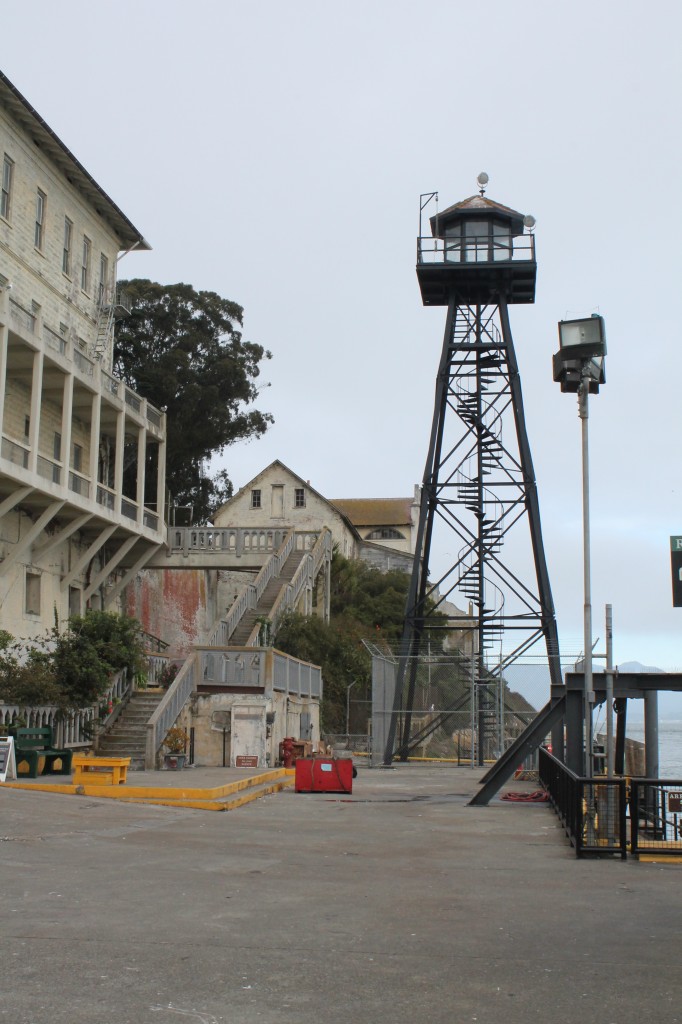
[{"left": 1, "top": 764, "right": 680, "bottom": 1024}]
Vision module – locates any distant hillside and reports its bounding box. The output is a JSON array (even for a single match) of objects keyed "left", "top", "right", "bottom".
[{"left": 504, "top": 660, "right": 682, "bottom": 721}]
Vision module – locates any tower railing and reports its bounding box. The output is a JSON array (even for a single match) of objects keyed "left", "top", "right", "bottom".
[{"left": 417, "top": 233, "right": 535, "bottom": 265}]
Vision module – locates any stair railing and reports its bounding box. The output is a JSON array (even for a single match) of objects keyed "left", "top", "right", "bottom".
[
  {"left": 244, "top": 529, "right": 333, "bottom": 645},
  {"left": 145, "top": 653, "right": 198, "bottom": 768},
  {"left": 252, "top": 529, "right": 295, "bottom": 605}
]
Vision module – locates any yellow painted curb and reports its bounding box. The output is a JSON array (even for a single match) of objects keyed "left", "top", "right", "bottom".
[
  {"left": 109, "top": 778, "right": 295, "bottom": 811},
  {"left": 637, "top": 854, "right": 682, "bottom": 864},
  {"left": 3, "top": 768, "right": 296, "bottom": 811}
]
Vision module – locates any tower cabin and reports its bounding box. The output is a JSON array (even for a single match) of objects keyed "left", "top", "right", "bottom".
[{"left": 416, "top": 193, "right": 537, "bottom": 307}]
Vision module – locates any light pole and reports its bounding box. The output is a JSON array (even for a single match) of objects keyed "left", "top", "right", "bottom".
[
  {"left": 346, "top": 680, "right": 358, "bottom": 739},
  {"left": 553, "top": 314, "right": 607, "bottom": 778}
]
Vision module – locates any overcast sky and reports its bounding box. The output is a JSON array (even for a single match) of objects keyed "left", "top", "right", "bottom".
[{"left": 3, "top": 0, "right": 682, "bottom": 674}]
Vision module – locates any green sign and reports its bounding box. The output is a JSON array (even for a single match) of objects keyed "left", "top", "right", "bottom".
[{"left": 671, "top": 537, "right": 682, "bottom": 552}]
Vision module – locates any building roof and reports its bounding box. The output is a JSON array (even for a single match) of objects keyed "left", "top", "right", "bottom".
[
  {"left": 435, "top": 193, "right": 526, "bottom": 221},
  {"left": 0, "top": 71, "right": 150, "bottom": 252},
  {"left": 330, "top": 498, "right": 413, "bottom": 528}
]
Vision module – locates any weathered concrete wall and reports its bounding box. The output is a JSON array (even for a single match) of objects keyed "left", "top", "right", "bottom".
[
  {"left": 182, "top": 689, "right": 320, "bottom": 768},
  {"left": 126, "top": 568, "right": 218, "bottom": 653},
  {"left": 0, "top": 507, "right": 125, "bottom": 637}
]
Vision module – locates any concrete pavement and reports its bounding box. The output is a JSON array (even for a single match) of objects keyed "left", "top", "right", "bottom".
[{"left": 1, "top": 764, "right": 680, "bottom": 1024}]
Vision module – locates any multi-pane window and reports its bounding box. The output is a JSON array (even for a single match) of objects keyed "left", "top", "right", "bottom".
[
  {"left": 98, "top": 253, "right": 109, "bottom": 304},
  {"left": 72, "top": 442, "right": 83, "bottom": 473},
  {"left": 62, "top": 217, "right": 72, "bottom": 275},
  {"left": 1, "top": 155, "right": 12, "bottom": 220},
  {"left": 251, "top": 489, "right": 262, "bottom": 509},
  {"left": 294, "top": 487, "right": 306, "bottom": 508},
  {"left": 34, "top": 189, "right": 46, "bottom": 250},
  {"left": 81, "top": 236, "right": 91, "bottom": 291}
]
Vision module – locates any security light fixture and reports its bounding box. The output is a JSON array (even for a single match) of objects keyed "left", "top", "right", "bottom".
[
  {"left": 557, "top": 314, "right": 607, "bottom": 360},
  {"left": 553, "top": 315, "right": 607, "bottom": 394}
]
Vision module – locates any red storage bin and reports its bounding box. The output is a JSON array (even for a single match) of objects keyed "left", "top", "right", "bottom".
[{"left": 295, "top": 757, "right": 353, "bottom": 794}]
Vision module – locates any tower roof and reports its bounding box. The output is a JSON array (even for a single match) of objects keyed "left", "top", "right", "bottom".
[{"left": 430, "top": 194, "right": 527, "bottom": 239}]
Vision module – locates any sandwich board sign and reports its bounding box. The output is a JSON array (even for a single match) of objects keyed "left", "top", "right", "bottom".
[
  {"left": 671, "top": 537, "right": 682, "bottom": 608},
  {"left": 0, "top": 736, "right": 17, "bottom": 782}
]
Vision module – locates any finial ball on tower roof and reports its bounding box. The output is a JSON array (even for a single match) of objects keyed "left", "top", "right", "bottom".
[{"left": 476, "top": 171, "right": 489, "bottom": 194}]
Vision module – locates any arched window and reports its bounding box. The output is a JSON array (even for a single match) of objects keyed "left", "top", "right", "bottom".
[{"left": 367, "top": 528, "right": 405, "bottom": 540}]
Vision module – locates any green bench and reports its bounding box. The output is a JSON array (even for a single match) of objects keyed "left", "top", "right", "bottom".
[{"left": 11, "top": 726, "right": 73, "bottom": 778}]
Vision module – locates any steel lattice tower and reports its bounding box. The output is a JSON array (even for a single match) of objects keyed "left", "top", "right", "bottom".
[{"left": 384, "top": 182, "right": 563, "bottom": 767}]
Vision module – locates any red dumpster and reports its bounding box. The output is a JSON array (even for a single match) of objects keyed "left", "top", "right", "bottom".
[{"left": 295, "top": 757, "right": 353, "bottom": 794}]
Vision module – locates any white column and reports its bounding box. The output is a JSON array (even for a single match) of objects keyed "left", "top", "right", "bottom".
[
  {"left": 60, "top": 372, "right": 74, "bottom": 490},
  {"left": 0, "top": 323, "right": 8, "bottom": 443},
  {"left": 114, "top": 409, "right": 125, "bottom": 516},
  {"left": 89, "top": 392, "right": 101, "bottom": 501},
  {"left": 136, "top": 424, "right": 146, "bottom": 526},
  {"left": 156, "top": 412, "right": 167, "bottom": 528},
  {"left": 28, "top": 348, "right": 44, "bottom": 474}
]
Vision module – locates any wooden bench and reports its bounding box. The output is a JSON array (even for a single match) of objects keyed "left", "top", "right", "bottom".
[
  {"left": 11, "top": 726, "right": 73, "bottom": 778},
  {"left": 72, "top": 755, "right": 130, "bottom": 786}
]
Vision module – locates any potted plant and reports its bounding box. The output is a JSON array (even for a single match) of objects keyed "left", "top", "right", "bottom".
[
  {"left": 158, "top": 662, "right": 179, "bottom": 690},
  {"left": 163, "top": 725, "right": 188, "bottom": 770}
]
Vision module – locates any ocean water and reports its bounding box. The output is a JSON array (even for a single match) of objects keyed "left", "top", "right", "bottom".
[{"left": 625, "top": 719, "right": 682, "bottom": 779}]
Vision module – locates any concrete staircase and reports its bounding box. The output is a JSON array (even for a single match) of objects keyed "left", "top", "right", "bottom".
[
  {"left": 97, "top": 690, "right": 165, "bottom": 770},
  {"left": 229, "top": 548, "right": 308, "bottom": 645}
]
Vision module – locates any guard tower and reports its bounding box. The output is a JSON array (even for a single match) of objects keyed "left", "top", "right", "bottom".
[{"left": 384, "top": 177, "right": 562, "bottom": 776}]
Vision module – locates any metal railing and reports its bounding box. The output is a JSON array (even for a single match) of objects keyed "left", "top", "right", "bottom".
[
  {"left": 539, "top": 747, "right": 628, "bottom": 858},
  {"left": 417, "top": 233, "right": 535, "bottom": 265},
  {"left": 630, "top": 780, "right": 682, "bottom": 858}
]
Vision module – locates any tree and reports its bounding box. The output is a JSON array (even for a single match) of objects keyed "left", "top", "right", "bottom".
[
  {"left": 0, "top": 611, "right": 147, "bottom": 709},
  {"left": 114, "top": 280, "right": 273, "bottom": 523},
  {"left": 274, "top": 554, "right": 446, "bottom": 732}
]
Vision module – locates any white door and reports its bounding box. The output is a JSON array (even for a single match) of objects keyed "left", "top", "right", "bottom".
[
  {"left": 272, "top": 485, "right": 284, "bottom": 518},
  {"left": 230, "top": 706, "right": 266, "bottom": 767}
]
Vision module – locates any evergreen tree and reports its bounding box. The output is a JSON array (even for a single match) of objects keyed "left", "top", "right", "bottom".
[{"left": 114, "top": 279, "right": 272, "bottom": 523}]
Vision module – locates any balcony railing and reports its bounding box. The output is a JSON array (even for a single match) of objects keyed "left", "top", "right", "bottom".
[
  {"left": 121, "top": 497, "right": 138, "bottom": 521},
  {"left": 69, "top": 470, "right": 90, "bottom": 498},
  {"left": 417, "top": 233, "right": 535, "bottom": 266},
  {"left": 125, "top": 388, "right": 141, "bottom": 414},
  {"left": 96, "top": 484, "right": 116, "bottom": 510},
  {"left": 37, "top": 454, "right": 61, "bottom": 484},
  {"left": 1, "top": 435, "right": 29, "bottom": 468},
  {"left": 9, "top": 298, "right": 36, "bottom": 334},
  {"left": 73, "top": 348, "right": 94, "bottom": 377},
  {"left": 44, "top": 325, "right": 68, "bottom": 356}
]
